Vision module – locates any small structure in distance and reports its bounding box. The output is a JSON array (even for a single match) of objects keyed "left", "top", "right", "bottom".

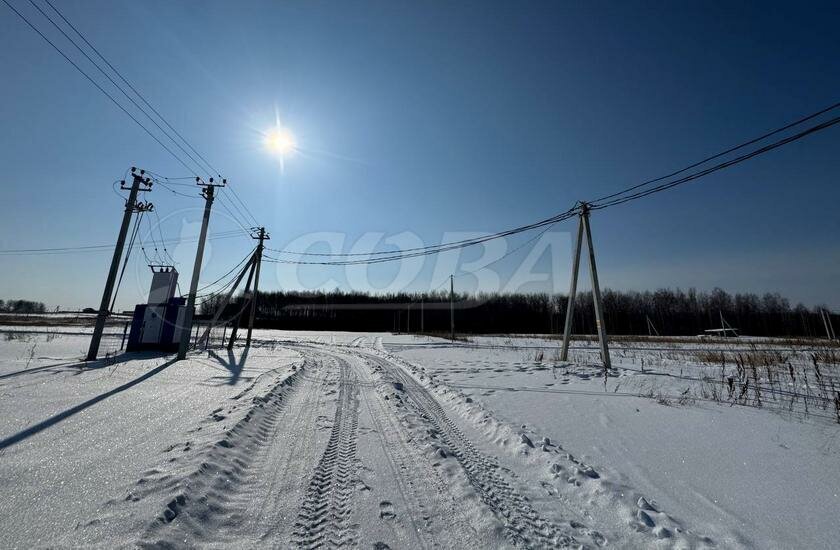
[{"left": 701, "top": 327, "right": 740, "bottom": 338}]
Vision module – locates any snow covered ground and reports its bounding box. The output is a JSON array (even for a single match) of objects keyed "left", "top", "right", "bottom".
[{"left": 1, "top": 328, "right": 837, "bottom": 548}]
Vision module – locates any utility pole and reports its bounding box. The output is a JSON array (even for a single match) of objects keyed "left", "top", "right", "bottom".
[
  {"left": 581, "top": 204, "right": 611, "bottom": 369},
  {"left": 197, "top": 251, "right": 255, "bottom": 349},
  {"left": 226, "top": 256, "right": 256, "bottom": 350},
  {"left": 822, "top": 308, "right": 837, "bottom": 341},
  {"left": 420, "top": 298, "right": 424, "bottom": 333},
  {"left": 177, "top": 177, "right": 224, "bottom": 360},
  {"left": 449, "top": 274, "right": 455, "bottom": 340},
  {"left": 246, "top": 227, "right": 268, "bottom": 347},
  {"left": 87, "top": 167, "right": 152, "bottom": 361},
  {"left": 407, "top": 303, "right": 411, "bottom": 333},
  {"left": 560, "top": 212, "right": 584, "bottom": 362},
  {"left": 560, "top": 203, "right": 611, "bottom": 369},
  {"left": 646, "top": 315, "right": 659, "bottom": 337}
]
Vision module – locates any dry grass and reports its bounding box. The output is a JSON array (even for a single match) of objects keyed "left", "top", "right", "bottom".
[
  {"left": 687, "top": 346, "right": 840, "bottom": 422},
  {"left": 546, "top": 333, "right": 840, "bottom": 348}
]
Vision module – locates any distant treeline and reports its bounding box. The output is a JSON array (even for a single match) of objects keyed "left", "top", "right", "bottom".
[
  {"left": 0, "top": 299, "right": 46, "bottom": 314},
  {"left": 199, "top": 287, "right": 838, "bottom": 338}
]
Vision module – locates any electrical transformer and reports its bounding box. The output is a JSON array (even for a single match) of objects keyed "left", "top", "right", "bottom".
[{"left": 126, "top": 266, "right": 187, "bottom": 352}]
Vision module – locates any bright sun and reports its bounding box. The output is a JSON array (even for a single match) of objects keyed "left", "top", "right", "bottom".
[{"left": 264, "top": 126, "right": 297, "bottom": 156}]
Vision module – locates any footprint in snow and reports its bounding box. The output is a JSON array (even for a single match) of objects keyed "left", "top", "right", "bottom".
[{"left": 379, "top": 501, "right": 396, "bottom": 520}]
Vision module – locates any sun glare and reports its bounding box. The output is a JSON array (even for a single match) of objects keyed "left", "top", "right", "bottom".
[{"left": 264, "top": 126, "right": 297, "bottom": 156}]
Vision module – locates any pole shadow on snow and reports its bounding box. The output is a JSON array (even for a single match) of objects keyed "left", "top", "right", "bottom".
[
  {"left": 0, "top": 351, "right": 169, "bottom": 381},
  {"left": 0, "top": 356, "right": 178, "bottom": 451},
  {"left": 207, "top": 347, "right": 249, "bottom": 385},
  {"left": 0, "top": 360, "right": 83, "bottom": 381}
]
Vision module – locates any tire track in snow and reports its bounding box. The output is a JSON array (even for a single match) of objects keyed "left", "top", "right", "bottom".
[
  {"left": 359, "top": 351, "right": 578, "bottom": 548},
  {"left": 287, "top": 345, "right": 496, "bottom": 549},
  {"left": 246, "top": 359, "right": 335, "bottom": 544},
  {"left": 351, "top": 351, "right": 487, "bottom": 549},
  {"left": 356, "top": 369, "right": 432, "bottom": 548},
  {"left": 139, "top": 359, "right": 333, "bottom": 546},
  {"left": 291, "top": 356, "right": 361, "bottom": 549}
]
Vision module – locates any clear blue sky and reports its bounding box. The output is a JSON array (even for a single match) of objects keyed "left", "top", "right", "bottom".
[{"left": 1, "top": 0, "right": 838, "bottom": 311}]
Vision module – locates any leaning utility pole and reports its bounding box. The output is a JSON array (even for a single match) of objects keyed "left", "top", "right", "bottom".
[
  {"left": 560, "top": 210, "right": 584, "bottom": 362},
  {"left": 245, "top": 227, "right": 268, "bottom": 347},
  {"left": 582, "top": 205, "right": 611, "bottom": 369},
  {"left": 646, "top": 315, "right": 660, "bottom": 337},
  {"left": 560, "top": 203, "right": 611, "bottom": 369},
  {"left": 226, "top": 255, "right": 257, "bottom": 350},
  {"left": 177, "top": 177, "right": 224, "bottom": 360},
  {"left": 822, "top": 308, "right": 837, "bottom": 341},
  {"left": 197, "top": 251, "right": 256, "bottom": 349},
  {"left": 87, "top": 167, "right": 152, "bottom": 361},
  {"left": 449, "top": 274, "right": 455, "bottom": 340}
]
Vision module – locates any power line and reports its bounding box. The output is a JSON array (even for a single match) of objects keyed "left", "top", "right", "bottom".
[
  {"left": 152, "top": 208, "right": 175, "bottom": 264},
  {"left": 217, "top": 189, "right": 256, "bottom": 233},
  {"left": 0, "top": 0, "right": 200, "bottom": 175},
  {"left": 194, "top": 270, "right": 244, "bottom": 301},
  {"left": 27, "top": 0, "right": 208, "bottom": 177},
  {"left": 216, "top": 193, "right": 255, "bottom": 236},
  {"left": 149, "top": 171, "right": 260, "bottom": 227},
  {"left": 263, "top": 103, "right": 839, "bottom": 266},
  {"left": 7, "top": 0, "right": 837, "bottom": 269},
  {"left": 590, "top": 101, "right": 840, "bottom": 205},
  {"left": 7, "top": 0, "right": 264, "bottom": 229},
  {"left": 453, "top": 219, "right": 560, "bottom": 280},
  {"left": 147, "top": 172, "right": 255, "bottom": 234},
  {"left": 226, "top": 184, "right": 260, "bottom": 227},
  {"left": 109, "top": 210, "right": 143, "bottom": 312},
  {"left": 195, "top": 247, "right": 256, "bottom": 294},
  {"left": 0, "top": 230, "right": 248, "bottom": 255},
  {"left": 263, "top": 209, "right": 579, "bottom": 266},
  {"left": 41, "top": 0, "right": 221, "bottom": 177},
  {"left": 143, "top": 213, "right": 163, "bottom": 264},
  {"left": 136, "top": 225, "right": 153, "bottom": 264},
  {"left": 265, "top": 207, "right": 577, "bottom": 260},
  {"left": 591, "top": 114, "right": 840, "bottom": 210},
  {"left": 155, "top": 179, "right": 202, "bottom": 199}
]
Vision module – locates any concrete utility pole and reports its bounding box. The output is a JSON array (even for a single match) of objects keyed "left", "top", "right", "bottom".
[
  {"left": 449, "top": 274, "right": 455, "bottom": 340},
  {"left": 226, "top": 256, "right": 256, "bottom": 350},
  {"left": 198, "top": 252, "right": 255, "bottom": 349},
  {"left": 177, "top": 178, "right": 224, "bottom": 360},
  {"left": 582, "top": 204, "right": 611, "bottom": 369},
  {"left": 87, "top": 167, "right": 152, "bottom": 361},
  {"left": 560, "top": 213, "right": 584, "bottom": 362},
  {"left": 246, "top": 227, "right": 268, "bottom": 347},
  {"left": 560, "top": 203, "right": 611, "bottom": 369}
]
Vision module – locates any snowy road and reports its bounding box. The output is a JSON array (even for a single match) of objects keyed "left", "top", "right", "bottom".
[
  {"left": 139, "top": 344, "right": 575, "bottom": 548},
  {"left": 4, "top": 329, "right": 835, "bottom": 548}
]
